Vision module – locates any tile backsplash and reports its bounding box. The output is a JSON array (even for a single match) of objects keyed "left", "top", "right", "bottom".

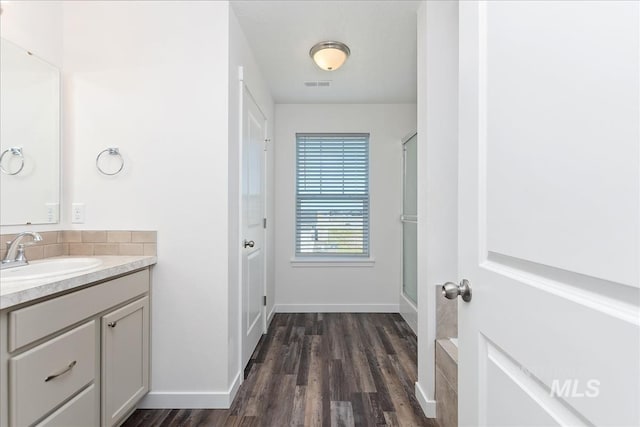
[{"left": 0, "top": 230, "right": 157, "bottom": 261}]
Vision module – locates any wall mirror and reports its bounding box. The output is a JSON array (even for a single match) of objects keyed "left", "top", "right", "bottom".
[{"left": 0, "top": 38, "right": 60, "bottom": 225}]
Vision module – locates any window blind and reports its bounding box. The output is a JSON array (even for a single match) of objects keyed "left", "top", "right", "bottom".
[{"left": 296, "top": 133, "right": 370, "bottom": 256}]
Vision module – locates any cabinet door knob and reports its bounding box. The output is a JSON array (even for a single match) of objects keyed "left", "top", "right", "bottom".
[{"left": 107, "top": 321, "right": 117, "bottom": 328}]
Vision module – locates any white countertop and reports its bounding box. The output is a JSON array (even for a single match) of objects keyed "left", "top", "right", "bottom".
[{"left": 0, "top": 256, "right": 157, "bottom": 310}]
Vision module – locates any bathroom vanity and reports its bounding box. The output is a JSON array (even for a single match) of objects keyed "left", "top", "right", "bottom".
[{"left": 0, "top": 256, "right": 156, "bottom": 427}]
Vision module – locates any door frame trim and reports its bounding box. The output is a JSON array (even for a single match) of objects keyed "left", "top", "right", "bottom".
[{"left": 415, "top": 0, "right": 459, "bottom": 419}]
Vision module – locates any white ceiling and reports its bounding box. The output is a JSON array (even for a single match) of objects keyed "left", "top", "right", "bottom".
[{"left": 232, "top": 0, "right": 419, "bottom": 104}]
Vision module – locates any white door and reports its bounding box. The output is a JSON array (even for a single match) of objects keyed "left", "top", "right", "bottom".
[
  {"left": 458, "top": 1, "right": 639, "bottom": 426},
  {"left": 241, "top": 86, "right": 266, "bottom": 369}
]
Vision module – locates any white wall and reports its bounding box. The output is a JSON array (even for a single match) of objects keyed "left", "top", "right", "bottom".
[
  {"left": 0, "top": 0, "right": 63, "bottom": 234},
  {"left": 63, "top": 1, "right": 235, "bottom": 406},
  {"left": 274, "top": 103, "right": 416, "bottom": 312},
  {"left": 0, "top": 0, "right": 62, "bottom": 66},
  {"left": 228, "top": 5, "right": 275, "bottom": 389},
  {"left": 415, "top": 0, "right": 459, "bottom": 419}
]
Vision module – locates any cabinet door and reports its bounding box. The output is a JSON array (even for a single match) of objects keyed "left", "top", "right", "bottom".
[{"left": 102, "top": 297, "right": 149, "bottom": 427}]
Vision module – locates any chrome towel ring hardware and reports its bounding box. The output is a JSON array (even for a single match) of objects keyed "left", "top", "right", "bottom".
[
  {"left": 0, "top": 147, "right": 25, "bottom": 175},
  {"left": 96, "top": 147, "right": 124, "bottom": 175}
]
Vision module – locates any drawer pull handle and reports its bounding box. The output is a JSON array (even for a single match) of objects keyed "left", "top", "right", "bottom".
[
  {"left": 107, "top": 321, "right": 117, "bottom": 328},
  {"left": 44, "top": 360, "right": 77, "bottom": 382}
]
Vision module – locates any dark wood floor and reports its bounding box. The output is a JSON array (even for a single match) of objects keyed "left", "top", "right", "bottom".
[{"left": 123, "top": 313, "right": 435, "bottom": 426}]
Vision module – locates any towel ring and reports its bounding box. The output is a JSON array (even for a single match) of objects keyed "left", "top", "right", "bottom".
[
  {"left": 96, "top": 147, "right": 124, "bottom": 176},
  {"left": 0, "top": 147, "right": 25, "bottom": 175}
]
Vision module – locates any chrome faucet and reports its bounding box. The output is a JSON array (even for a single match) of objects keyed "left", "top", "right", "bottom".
[{"left": 1, "top": 231, "right": 43, "bottom": 270}]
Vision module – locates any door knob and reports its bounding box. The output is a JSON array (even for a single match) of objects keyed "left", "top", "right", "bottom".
[
  {"left": 442, "top": 279, "right": 472, "bottom": 302},
  {"left": 244, "top": 240, "right": 255, "bottom": 248}
]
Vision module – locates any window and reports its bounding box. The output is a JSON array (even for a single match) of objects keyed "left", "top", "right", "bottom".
[{"left": 296, "top": 133, "right": 370, "bottom": 257}]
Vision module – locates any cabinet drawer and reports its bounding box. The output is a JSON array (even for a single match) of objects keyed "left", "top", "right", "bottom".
[
  {"left": 9, "top": 269, "right": 149, "bottom": 351},
  {"left": 10, "top": 321, "right": 96, "bottom": 427},
  {"left": 36, "top": 384, "right": 97, "bottom": 427}
]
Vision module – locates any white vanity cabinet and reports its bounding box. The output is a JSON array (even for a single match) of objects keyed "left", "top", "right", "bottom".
[{"left": 0, "top": 268, "right": 151, "bottom": 427}]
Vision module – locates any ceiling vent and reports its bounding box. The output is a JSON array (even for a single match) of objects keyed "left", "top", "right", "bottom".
[{"left": 304, "top": 80, "right": 332, "bottom": 88}]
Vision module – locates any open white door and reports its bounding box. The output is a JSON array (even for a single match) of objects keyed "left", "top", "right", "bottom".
[
  {"left": 457, "top": 1, "right": 639, "bottom": 426},
  {"left": 241, "top": 85, "right": 266, "bottom": 370}
]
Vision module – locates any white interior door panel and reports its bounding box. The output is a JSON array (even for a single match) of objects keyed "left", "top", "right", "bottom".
[{"left": 458, "top": 2, "right": 639, "bottom": 426}]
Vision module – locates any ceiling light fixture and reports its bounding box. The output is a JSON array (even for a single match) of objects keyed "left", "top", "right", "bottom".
[{"left": 309, "top": 41, "right": 350, "bottom": 71}]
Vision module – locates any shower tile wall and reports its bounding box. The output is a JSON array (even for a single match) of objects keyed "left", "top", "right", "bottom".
[
  {"left": 436, "top": 284, "right": 457, "bottom": 339},
  {"left": 436, "top": 338, "right": 458, "bottom": 427},
  {"left": 435, "top": 284, "right": 458, "bottom": 427}
]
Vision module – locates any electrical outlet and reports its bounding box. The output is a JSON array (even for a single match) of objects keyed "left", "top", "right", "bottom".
[
  {"left": 45, "top": 203, "right": 59, "bottom": 223},
  {"left": 72, "top": 203, "right": 85, "bottom": 223}
]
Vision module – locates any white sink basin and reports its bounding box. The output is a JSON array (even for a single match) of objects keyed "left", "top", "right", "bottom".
[{"left": 0, "top": 258, "right": 103, "bottom": 283}]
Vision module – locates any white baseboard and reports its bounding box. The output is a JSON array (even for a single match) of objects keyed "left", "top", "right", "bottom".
[
  {"left": 399, "top": 293, "right": 418, "bottom": 334},
  {"left": 228, "top": 371, "right": 242, "bottom": 405},
  {"left": 275, "top": 303, "right": 400, "bottom": 313},
  {"left": 267, "top": 304, "right": 276, "bottom": 326},
  {"left": 415, "top": 381, "right": 437, "bottom": 418},
  {"left": 138, "top": 371, "right": 242, "bottom": 409}
]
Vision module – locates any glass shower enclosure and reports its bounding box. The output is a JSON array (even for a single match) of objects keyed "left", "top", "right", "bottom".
[{"left": 402, "top": 133, "right": 418, "bottom": 304}]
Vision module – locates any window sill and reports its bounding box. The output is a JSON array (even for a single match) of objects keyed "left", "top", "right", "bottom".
[{"left": 290, "top": 257, "right": 376, "bottom": 268}]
